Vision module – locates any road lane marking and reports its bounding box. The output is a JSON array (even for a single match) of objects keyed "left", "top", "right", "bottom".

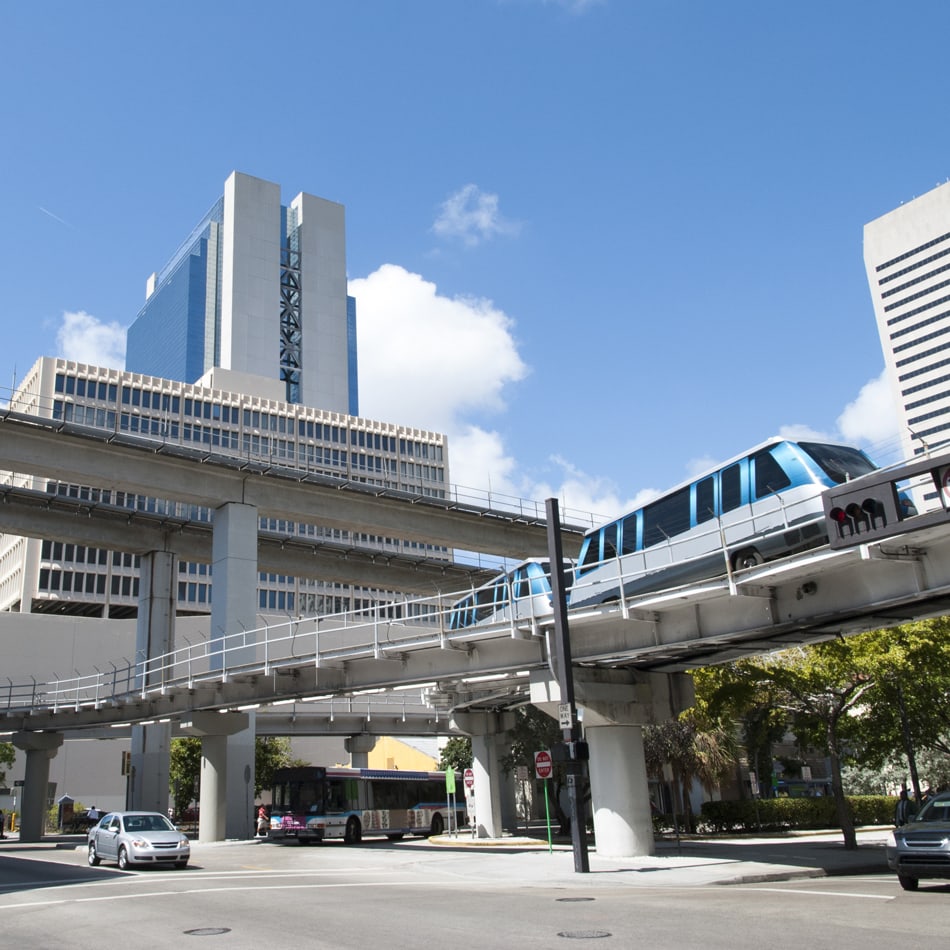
[{"left": 743, "top": 887, "right": 893, "bottom": 900}]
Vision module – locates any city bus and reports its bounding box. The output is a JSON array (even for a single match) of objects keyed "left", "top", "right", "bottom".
[
  {"left": 570, "top": 439, "right": 883, "bottom": 607},
  {"left": 267, "top": 766, "right": 466, "bottom": 844}
]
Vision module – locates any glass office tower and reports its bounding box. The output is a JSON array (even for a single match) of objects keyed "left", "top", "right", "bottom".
[{"left": 126, "top": 172, "right": 359, "bottom": 416}]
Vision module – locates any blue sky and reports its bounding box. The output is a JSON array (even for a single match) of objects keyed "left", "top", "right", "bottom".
[{"left": 3, "top": 0, "right": 950, "bottom": 522}]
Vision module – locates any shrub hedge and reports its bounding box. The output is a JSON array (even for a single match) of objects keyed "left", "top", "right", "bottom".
[{"left": 694, "top": 794, "right": 896, "bottom": 833}]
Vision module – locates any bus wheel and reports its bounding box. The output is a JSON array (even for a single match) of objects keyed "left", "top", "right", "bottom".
[
  {"left": 344, "top": 817, "right": 362, "bottom": 845},
  {"left": 429, "top": 813, "right": 444, "bottom": 837},
  {"left": 733, "top": 549, "right": 763, "bottom": 571}
]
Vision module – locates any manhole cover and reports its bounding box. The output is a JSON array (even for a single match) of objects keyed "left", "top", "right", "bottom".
[
  {"left": 558, "top": 932, "right": 611, "bottom": 940},
  {"left": 184, "top": 929, "right": 232, "bottom": 937}
]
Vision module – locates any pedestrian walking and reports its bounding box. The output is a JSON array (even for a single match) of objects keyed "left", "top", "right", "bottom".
[{"left": 895, "top": 788, "right": 915, "bottom": 826}]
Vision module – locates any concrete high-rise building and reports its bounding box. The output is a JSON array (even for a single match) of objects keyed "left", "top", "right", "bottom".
[
  {"left": 126, "top": 171, "right": 359, "bottom": 415},
  {"left": 864, "top": 181, "right": 950, "bottom": 470},
  {"left": 0, "top": 357, "right": 448, "bottom": 617}
]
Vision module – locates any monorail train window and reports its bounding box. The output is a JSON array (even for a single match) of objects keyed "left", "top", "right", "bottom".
[
  {"left": 642, "top": 487, "right": 690, "bottom": 548},
  {"left": 511, "top": 567, "right": 528, "bottom": 600},
  {"left": 798, "top": 442, "right": 875, "bottom": 483},
  {"left": 579, "top": 535, "right": 601, "bottom": 570},
  {"left": 753, "top": 449, "right": 791, "bottom": 498},
  {"left": 603, "top": 523, "right": 618, "bottom": 560},
  {"left": 721, "top": 464, "right": 741, "bottom": 512},
  {"left": 620, "top": 513, "right": 638, "bottom": 554},
  {"left": 696, "top": 476, "right": 715, "bottom": 524}
]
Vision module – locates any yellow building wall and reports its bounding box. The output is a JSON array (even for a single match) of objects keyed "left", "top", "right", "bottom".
[{"left": 367, "top": 736, "right": 439, "bottom": 772}]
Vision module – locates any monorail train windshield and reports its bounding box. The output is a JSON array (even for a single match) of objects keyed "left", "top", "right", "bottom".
[{"left": 571, "top": 439, "right": 879, "bottom": 608}]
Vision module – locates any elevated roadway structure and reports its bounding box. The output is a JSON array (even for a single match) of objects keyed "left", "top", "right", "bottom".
[{"left": 6, "top": 411, "right": 950, "bottom": 858}]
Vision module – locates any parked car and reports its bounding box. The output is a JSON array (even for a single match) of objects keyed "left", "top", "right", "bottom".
[
  {"left": 886, "top": 790, "right": 950, "bottom": 890},
  {"left": 87, "top": 811, "right": 190, "bottom": 870}
]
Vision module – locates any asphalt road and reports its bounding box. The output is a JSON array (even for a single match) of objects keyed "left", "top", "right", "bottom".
[{"left": 1, "top": 836, "right": 949, "bottom": 949}]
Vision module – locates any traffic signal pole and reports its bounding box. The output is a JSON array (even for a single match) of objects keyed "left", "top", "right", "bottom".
[{"left": 545, "top": 498, "right": 590, "bottom": 874}]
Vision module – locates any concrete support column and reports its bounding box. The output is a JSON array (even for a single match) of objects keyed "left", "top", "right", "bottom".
[
  {"left": 12, "top": 732, "right": 63, "bottom": 842},
  {"left": 451, "top": 711, "right": 515, "bottom": 839},
  {"left": 586, "top": 724, "right": 654, "bottom": 857},
  {"left": 180, "top": 711, "right": 249, "bottom": 843},
  {"left": 130, "top": 551, "right": 177, "bottom": 814},
  {"left": 200, "top": 734, "right": 228, "bottom": 843},
  {"left": 530, "top": 668, "right": 694, "bottom": 857},
  {"left": 211, "top": 502, "right": 258, "bottom": 840},
  {"left": 345, "top": 734, "right": 376, "bottom": 768}
]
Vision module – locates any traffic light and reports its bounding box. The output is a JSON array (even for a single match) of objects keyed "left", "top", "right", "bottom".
[{"left": 824, "top": 477, "right": 907, "bottom": 549}]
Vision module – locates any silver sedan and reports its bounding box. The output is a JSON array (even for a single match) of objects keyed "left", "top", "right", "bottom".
[{"left": 87, "top": 811, "right": 190, "bottom": 870}]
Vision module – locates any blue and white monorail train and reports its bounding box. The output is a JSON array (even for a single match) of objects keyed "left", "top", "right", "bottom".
[
  {"left": 447, "top": 558, "right": 568, "bottom": 630},
  {"left": 569, "top": 439, "right": 879, "bottom": 608}
]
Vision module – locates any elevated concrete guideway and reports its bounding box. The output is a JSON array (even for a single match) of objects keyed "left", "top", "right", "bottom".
[
  {"left": 0, "top": 484, "right": 501, "bottom": 594},
  {"left": 0, "top": 411, "right": 589, "bottom": 559}
]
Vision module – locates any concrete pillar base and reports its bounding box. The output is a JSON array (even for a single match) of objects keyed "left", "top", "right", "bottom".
[{"left": 12, "top": 732, "right": 63, "bottom": 842}]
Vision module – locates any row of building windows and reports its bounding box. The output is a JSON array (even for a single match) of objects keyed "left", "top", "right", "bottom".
[
  {"left": 880, "top": 259, "right": 950, "bottom": 300},
  {"left": 899, "top": 352, "right": 950, "bottom": 384},
  {"left": 896, "top": 338, "right": 950, "bottom": 370},
  {"left": 54, "top": 375, "right": 443, "bottom": 464},
  {"left": 878, "top": 241, "right": 950, "bottom": 287},
  {"left": 909, "top": 402, "right": 950, "bottom": 428},
  {"left": 884, "top": 274, "right": 950, "bottom": 314},
  {"left": 875, "top": 230, "right": 950, "bottom": 273},
  {"left": 886, "top": 290, "right": 950, "bottom": 326},
  {"left": 55, "top": 376, "right": 119, "bottom": 401},
  {"left": 890, "top": 305, "right": 950, "bottom": 342},
  {"left": 893, "top": 320, "right": 950, "bottom": 355}
]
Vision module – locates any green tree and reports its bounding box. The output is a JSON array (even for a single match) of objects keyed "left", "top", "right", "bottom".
[
  {"left": 644, "top": 684, "right": 740, "bottom": 831},
  {"left": 438, "top": 737, "right": 472, "bottom": 772},
  {"left": 170, "top": 736, "right": 301, "bottom": 817},
  {"left": 500, "top": 706, "right": 572, "bottom": 832},
  {"left": 169, "top": 737, "right": 202, "bottom": 818},
  {"left": 0, "top": 742, "right": 14, "bottom": 786},
  {"left": 705, "top": 644, "right": 875, "bottom": 849},
  {"left": 255, "top": 737, "right": 302, "bottom": 798},
  {"left": 846, "top": 621, "right": 950, "bottom": 804}
]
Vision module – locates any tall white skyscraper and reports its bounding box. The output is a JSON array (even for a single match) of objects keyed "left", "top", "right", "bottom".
[{"left": 865, "top": 181, "right": 950, "bottom": 470}]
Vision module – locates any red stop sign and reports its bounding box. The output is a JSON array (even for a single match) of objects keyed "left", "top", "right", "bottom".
[{"left": 534, "top": 750, "right": 553, "bottom": 780}]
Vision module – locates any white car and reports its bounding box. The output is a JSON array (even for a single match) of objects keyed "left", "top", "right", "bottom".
[
  {"left": 87, "top": 811, "right": 190, "bottom": 870},
  {"left": 886, "top": 792, "right": 950, "bottom": 891}
]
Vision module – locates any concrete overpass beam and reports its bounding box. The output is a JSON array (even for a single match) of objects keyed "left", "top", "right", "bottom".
[
  {"left": 12, "top": 731, "right": 63, "bottom": 842},
  {"left": 451, "top": 711, "right": 515, "bottom": 838}
]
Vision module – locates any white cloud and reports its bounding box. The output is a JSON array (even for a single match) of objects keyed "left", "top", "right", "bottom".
[
  {"left": 836, "top": 369, "right": 901, "bottom": 448},
  {"left": 56, "top": 310, "right": 126, "bottom": 370},
  {"left": 351, "top": 264, "right": 527, "bottom": 440},
  {"left": 432, "top": 184, "right": 520, "bottom": 247}
]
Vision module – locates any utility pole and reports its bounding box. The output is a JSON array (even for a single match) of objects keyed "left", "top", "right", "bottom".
[{"left": 545, "top": 497, "right": 590, "bottom": 873}]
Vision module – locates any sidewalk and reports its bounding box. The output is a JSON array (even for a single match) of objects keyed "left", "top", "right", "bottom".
[
  {"left": 426, "top": 827, "right": 891, "bottom": 887},
  {"left": 0, "top": 826, "right": 892, "bottom": 888}
]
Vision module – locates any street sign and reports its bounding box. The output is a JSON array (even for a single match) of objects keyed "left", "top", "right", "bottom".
[
  {"left": 534, "top": 749, "right": 553, "bottom": 780},
  {"left": 463, "top": 768, "right": 475, "bottom": 790},
  {"left": 558, "top": 703, "right": 572, "bottom": 729}
]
